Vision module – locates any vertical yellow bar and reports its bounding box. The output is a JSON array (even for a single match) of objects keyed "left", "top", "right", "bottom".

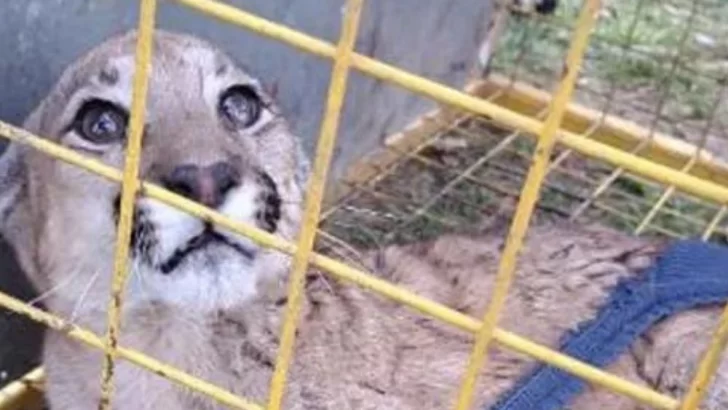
[
  {"left": 266, "top": 0, "right": 364, "bottom": 409},
  {"left": 98, "top": 1, "right": 157, "bottom": 408},
  {"left": 453, "top": 1, "right": 602, "bottom": 409},
  {"left": 679, "top": 307, "right": 728, "bottom": 409}
]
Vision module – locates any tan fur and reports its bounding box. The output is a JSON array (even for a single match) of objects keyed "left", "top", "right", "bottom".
[{"left": 0, "top": 30, "right": 726, "bottom": 409}]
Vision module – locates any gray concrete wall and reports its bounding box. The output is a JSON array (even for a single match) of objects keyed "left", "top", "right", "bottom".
[{"left": 0, "top": 0, "right": 493, "bottom": 388}]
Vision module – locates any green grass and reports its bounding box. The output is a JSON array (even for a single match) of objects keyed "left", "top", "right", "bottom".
[
  {"left": 493, "top": 0, "right": 728, "bottom": 124},
  {"left": 322, "top": 1, "right": 728, "bottom": 251},
  {"left": 488, "top": 0, "right": 728, "bottom": 237}
]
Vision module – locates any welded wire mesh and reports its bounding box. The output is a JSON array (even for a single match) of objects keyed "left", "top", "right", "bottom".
[
  {"left": 322, "top": 0, "right": 728, "bottom": 251},
  {"left": 1, "top": 0, "right": 728, "bottom": 410}
]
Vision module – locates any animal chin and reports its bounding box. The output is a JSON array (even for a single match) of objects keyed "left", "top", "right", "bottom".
[{"left": 159, "top": 227, "right": 256, "bottom": 274}]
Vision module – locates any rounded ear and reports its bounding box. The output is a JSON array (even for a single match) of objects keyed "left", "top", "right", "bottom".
[
  {"left": 21, "top": 96, "right": 47, "bottom": 135},
  {"left": 0, "top": 142, "right": 25, "bottom": 229},
  {"left": 0, "top": 98, "right": 46, "bottom": 231}
]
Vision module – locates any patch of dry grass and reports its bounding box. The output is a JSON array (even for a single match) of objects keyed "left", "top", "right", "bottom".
[{"left": 323, "top": 1, "right": 728, "bottom": 249}]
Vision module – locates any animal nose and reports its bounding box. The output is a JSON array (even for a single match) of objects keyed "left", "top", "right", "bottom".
[{"left": 162, "top": 162, "right": 240, "bottom": 208}]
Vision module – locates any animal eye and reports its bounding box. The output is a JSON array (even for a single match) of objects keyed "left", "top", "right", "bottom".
[
  {"left": 73, "top": 100, "right": 128, "bottom": 144},
  {"left": 218, "top": 85, "right": 262, "bottom": 130}
]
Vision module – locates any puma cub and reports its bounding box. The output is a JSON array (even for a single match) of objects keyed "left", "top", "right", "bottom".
[{"left": 0, "top": 30, "right": 726, "bottom": 409}]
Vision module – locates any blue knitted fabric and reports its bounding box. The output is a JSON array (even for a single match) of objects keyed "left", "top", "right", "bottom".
[{"left": 490, "top": 239, "right": 728, "bottom": 410}]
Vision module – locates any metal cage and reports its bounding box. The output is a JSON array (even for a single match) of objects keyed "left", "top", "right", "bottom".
[{"left": 1, "top": 0, "right": 727, "bottom": 409}]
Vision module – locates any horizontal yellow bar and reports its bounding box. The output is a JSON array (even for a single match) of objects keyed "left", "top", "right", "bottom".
[
  {"left": 311, "top": 251, "right": 679, "bottom": 410},
  {"left": 0, "top": 368, "right": 44, "bottom": 410},
  {"left": 0, "top": 121, "right": 679, "bottom": 409},
  {"left": 475, "top": 74, "right": 728, "bottom": 188},
  {"left": 0, "top": 291, "right": 263, "bottom": 410},
  {"left": 174, "top": 0, "right": 532, "bottom": 133},
  {"left": 174, "top": 0, "right": 728, "bottom": 208},
  {"left": 0, "top": 2, "right": 711, "bottom": 409}
]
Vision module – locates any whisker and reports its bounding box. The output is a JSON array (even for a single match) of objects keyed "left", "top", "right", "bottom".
[
  {"left": 68, "top": 269, "right": 101, "bottom": 324},
  {"left": 130, "top": 263, "right": 166, "bottom": 321},
  {"left": 128, "top": 263, "right": 199, "bottom": 328},
  {"left": 26, "top": 269, "right": 84, "bottom": 307},
  {"left": 317, "top": 231, "right": 371, "bottom": 271}
]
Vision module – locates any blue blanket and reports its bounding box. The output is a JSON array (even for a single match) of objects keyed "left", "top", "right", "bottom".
[{"left": 490, "top": 239, "right": 728, "bottom": 410}]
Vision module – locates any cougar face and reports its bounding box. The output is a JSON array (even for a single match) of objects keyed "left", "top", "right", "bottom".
[{"left": 0, "top": 30, "right": 308, "bottom": 321}]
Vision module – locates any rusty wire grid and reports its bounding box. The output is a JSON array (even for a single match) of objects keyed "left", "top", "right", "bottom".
[
  {"left": 2, "top": 0, "right": 728, "bottom": 409},
  {"left": 320, "top": 0, "right": 728, "bottom": 253}
]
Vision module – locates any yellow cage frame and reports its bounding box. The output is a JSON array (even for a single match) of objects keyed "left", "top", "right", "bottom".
[{"left": 0, "top": 0, "right": 726, "bottom": 409}]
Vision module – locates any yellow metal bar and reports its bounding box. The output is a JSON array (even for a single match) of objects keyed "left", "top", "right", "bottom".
[
  {"left": 634, "top": 183, "right": 677, "bottom": 234},
  {"left": 0, "top": 114, "right": 697, "bottom": 410},
  {"left": 560, "top": 131, "right": 728, "bottom": 207},
  {"left": 634, "top": 159, "right": 694, "bottom": 235},
  {"left": 680, "top": 308, "right": 728, "bottom": 409},
  {"left": 323, "top": 109, "right": 475, "bottom": 216},
  {"left": 266, "top": 0, "right": 363, "bottom": 408},
  {"left": 475, "top": 74, "right": 728, "bottom": 189},
  {"left": 386, "top": 107, "right": 550, "bottom": 241},
  {"left": 310, "top": 256, "right": 678, "bottom": 410},
  {"left": 98, "top": 1, "right": 157, "bottom": 408},
  {"left": 0, "top": 123, "right": 121, "bottom": 182},
  {"left": 0, "top": 257, "right": 681, "bottom": 410},
  {"left": 174, "top": 0, "right": 728, "bottom": 207},
  {"left": 634, "top": 78, "right": 726, "bottom": 235},
  {"left": 0, "top": 123, "right": 681, "bottom": 410},
  {"left": 0, "top": 0, "right": 719, "bottom": 408},
  {"left": 454, "top": 2, "right": 601, "bottom": 409},
  {"left": 173, "top": 0, "right": 538, "bottom": 137},
  {"left": 175, "top": 0, "right": 333, "bottom": 58},
  {"left": 0, "top": 291, "right": 263, "bottom": 410},
  {"left": 567, "top": 136, "right": 648, "bottom": 221},
  {"left": 702, "top": 206, "right": 727, "bottom": 241},
  {"left": 0, "top": 368, "right": 44, "bottom": 410}
]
